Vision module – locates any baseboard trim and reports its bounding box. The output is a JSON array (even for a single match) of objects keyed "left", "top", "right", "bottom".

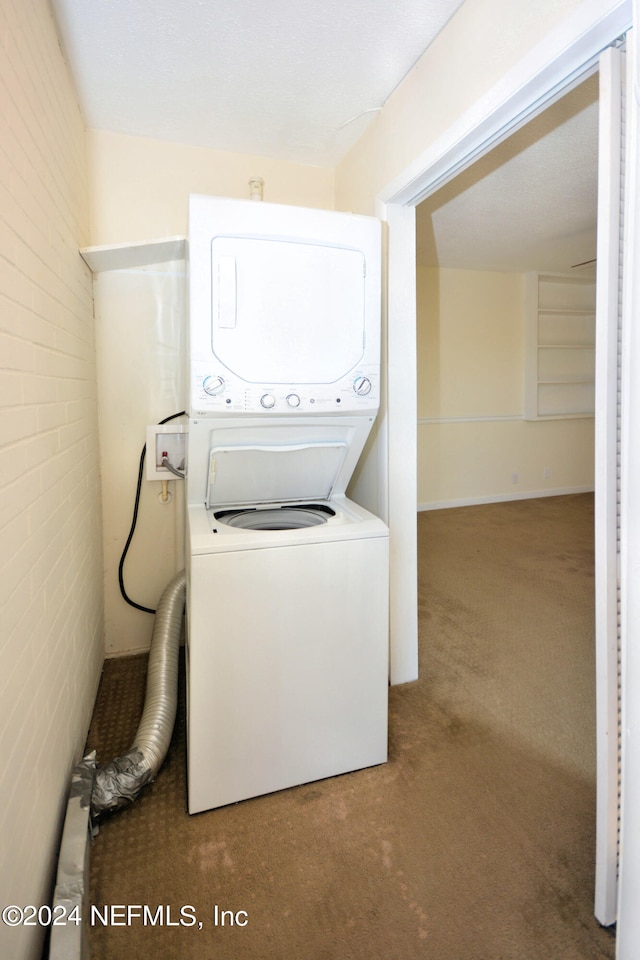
[
  {"left": 418, "top": 485, "right": 594, "bottom": 512},
  {"left": 104, "top": 645, "right": 150, "bottom": 660}
]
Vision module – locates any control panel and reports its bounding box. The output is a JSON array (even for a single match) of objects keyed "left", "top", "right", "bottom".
[{"left": 190, "top": 363, "right": 379, "bottom": 416}]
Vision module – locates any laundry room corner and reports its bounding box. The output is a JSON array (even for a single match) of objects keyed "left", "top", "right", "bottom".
[
  {"left": 85, "top": 132, "right": 337, "bottom": 656},
  {"left": 93, "top": 258, "right": 187, "bottom": 656}
]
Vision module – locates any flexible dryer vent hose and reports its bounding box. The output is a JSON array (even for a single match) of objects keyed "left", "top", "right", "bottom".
[{"left": 91, "top": 570, "right": 186, "bottom": 819}]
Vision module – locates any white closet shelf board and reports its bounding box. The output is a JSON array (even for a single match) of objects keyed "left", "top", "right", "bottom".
[{"left": 80, "top": 236, "right": 186, "bottom": 272}]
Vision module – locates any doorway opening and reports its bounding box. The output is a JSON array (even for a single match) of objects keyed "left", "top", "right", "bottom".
[
  {"left": 380, "top": 4, "right": 634, "bottom": 948},
  {"left": 412, "top": 72, "right": 607, "bottom": 942},
  {"left": 414, "top": 69, "right": 599, "bottom": 769}
]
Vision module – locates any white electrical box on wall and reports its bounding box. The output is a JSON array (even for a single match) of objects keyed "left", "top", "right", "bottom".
[{"left": 146, "top": 424, "right": 188, "bottom": 481}]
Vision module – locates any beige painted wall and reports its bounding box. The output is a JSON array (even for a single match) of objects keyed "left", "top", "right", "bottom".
[
  {"left": 418, "top": 267, "right": 523, "bottom": 420},
  {"left": 417, "top": 266, "right": 594, "bottom": 508},
  {"left": 418, "top": 417, "right": 595, "bottom": 507},
  {"left": 87, "top": 132, "right": 336, "bottom": 655},
  {"left": 87, "top": 129, "right": 335, "bottom": 246},
  {"left": 0, "top": 4, "right": 103, "bottom": 959}
]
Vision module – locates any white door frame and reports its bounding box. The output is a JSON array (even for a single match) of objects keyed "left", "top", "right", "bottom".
[
  {"left": 593, "top": 43, "right": 625, "bottom": 928},
  {"left": 617, "top": 7, "right": 640, "bottom": 956},
  {"left": 376, "top": 0, "right": 637, "bottom": 947}
]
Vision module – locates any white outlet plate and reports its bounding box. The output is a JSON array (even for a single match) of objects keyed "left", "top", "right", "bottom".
[{"left": 146, "top": 424, "right": 187, "bottom": 481}]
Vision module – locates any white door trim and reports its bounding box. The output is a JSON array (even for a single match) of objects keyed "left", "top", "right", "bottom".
[
  {"left": 381, "top": 0, "right": 632, "bottom": 208},
  {"left": 594, "top": 42, "right": 625, "bottom": 927},
  {"left": 616, "top": 11, "right": 640, "bottom": 957}
]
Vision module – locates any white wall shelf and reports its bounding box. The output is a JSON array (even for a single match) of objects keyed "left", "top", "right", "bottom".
[
  {"left": 79, "top": 236, "right": 186, "bottom": 273},
  {"left": 524, "top": 272, "right": 596, "bottom": 420}
]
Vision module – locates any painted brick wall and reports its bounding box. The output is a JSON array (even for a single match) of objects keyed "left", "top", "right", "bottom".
[{"left": 0, "top": 2, "right": 104, "bottom": 958}]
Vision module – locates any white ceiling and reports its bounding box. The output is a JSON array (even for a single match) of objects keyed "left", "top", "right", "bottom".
[
  {"left": 50, "top": 0, "right": 466, "bottom": 167},
  {"left": 416, "top": 73, "right": 600, "bottom": 274}
]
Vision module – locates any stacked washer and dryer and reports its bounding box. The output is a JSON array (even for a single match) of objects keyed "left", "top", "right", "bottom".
[{"left": 185, "top": 195, "right": 389, "bottom": 814}]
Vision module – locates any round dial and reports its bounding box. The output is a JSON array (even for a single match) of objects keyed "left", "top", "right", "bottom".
[
  {"left": 202, "top": 375, "right": 225, "bottom": 397},
  {"left": 353, "top": 376, "right": 372, "bottom": 396},
  {"left": 286, "top": 394, "right": 301, "bottom": 408},
  {"left": 260, "top": 393, "right": 276, "bottom": 409}
]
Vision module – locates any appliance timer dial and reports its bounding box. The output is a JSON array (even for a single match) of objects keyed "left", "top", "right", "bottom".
[
  {"left": 260, "top": 394, "right": 276, "bottom": 409},
  {"left": 203, "top": 375, "right": 225, "bottom": 396},
  {"left": 353, "top": 376, "right": 372, "bottom": 396},
  {"left": 286, "top": 394, "right": 301, "bottom": 408}
]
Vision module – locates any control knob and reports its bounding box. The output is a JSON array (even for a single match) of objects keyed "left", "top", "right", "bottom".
[
  {"left": 260, "top": 393, "right": 276, "bottom": 409},
  {"left": 202, "top": 375, "right": 225, "bottom": 397},
  {"left": 286, "top": 394, "right": 301, "bottom": 408},
  {"left": 353, "top": 376, "right": 372, "bottom": 396}
]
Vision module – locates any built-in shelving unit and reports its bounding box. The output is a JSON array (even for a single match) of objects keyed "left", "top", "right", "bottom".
[
  {"left": 524, "top": 271, "right": 596, "bottom": 420},
  {"left": 79, "top": 236, "right": 186, "bottom": 273}
]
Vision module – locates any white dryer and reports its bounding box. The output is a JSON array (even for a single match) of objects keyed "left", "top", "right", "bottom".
[{"left": 185, "top": 196, "right": 389, "bottom": 814}]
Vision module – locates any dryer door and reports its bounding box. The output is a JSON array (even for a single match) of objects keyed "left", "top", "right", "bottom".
[{"left": 211, "top": 237, "right": 365, "bottom": 384}]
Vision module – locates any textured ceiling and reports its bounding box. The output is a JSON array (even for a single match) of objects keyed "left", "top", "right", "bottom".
[
  {"left": 416, "top": 73, "right": 599, "bottom": 274},
  {"left": 50, "top": 0, "right": 466, "bottom": 166}
]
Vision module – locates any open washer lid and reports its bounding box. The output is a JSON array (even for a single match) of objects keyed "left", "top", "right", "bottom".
[
  {"left": 205, "top": 441, "right": 348, "bottom": 508},
  {"left": 186, "top": 416, "right": 376, "bottom": 509}
]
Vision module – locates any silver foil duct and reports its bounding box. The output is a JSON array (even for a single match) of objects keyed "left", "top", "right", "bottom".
[{"left": 91, "top": 570, "right": 186, "bottom": 819}]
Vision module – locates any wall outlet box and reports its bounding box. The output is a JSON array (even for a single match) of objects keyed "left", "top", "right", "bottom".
[{"left": 146, "top": 424, "right": 187, "bottom": 481}]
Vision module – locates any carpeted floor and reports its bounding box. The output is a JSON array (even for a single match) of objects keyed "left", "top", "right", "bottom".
[{"left": 86, "top": 493, "right": 615, "bottom": 959}]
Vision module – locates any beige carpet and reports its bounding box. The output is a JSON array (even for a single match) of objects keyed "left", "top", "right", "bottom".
[
  {"left": 418, "top": 492, "right": 597, "bottom": 780},
  {"left": 87, "top": 493, "right": 614, "bottom": 959}
]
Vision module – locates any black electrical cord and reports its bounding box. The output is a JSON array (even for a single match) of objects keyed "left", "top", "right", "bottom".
[{"left": 118, "top": 411, "right": 186, "bottom": 614}]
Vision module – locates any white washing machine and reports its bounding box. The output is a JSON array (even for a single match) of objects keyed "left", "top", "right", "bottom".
[{"left": 185, "top": 196, "right": 389, "bottom": 814}]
